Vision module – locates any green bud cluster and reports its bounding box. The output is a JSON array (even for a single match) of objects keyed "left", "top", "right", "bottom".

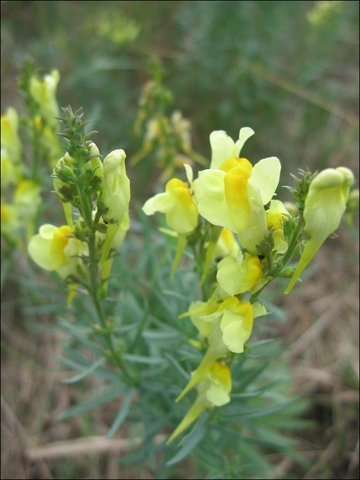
[
  {"left": 56, "top": 106, "right": 97, "bottom": 164},
  {"left": 285, "top": 168, "right": 318, "bottom": 213}
]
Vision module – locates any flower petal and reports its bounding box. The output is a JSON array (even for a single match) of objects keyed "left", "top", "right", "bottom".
[
  {"left": 234, "top": 127, "right": 255, "bottom": 157},
  {"left": 28, "top": 234, "right": 53, "bottom": 270},
  {"left": 195, "top": 169, "right": 236, "bottom": 230},
  {"left": 210, "top": 130, "right": 237, "bottom": 169},
  {"left": 249, "top": 157, "right": 281, "bottom": 205}
]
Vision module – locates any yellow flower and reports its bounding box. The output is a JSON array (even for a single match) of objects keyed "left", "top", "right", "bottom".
[
  {"left": 143, "top": 175, "right": 198, "bottom": 235},
  {"left": 167, "top": 362, "right": 231, "bottom": 444},
  {"left": 217, "top": 297, "right": 254, "bottom": 353},
  {"left": 177, "top": 296, "right": 253, "bottom": 401},
  {"left": 213, "top": 228, "right": 239, "bottom": 259},
  {"left": 217, "top": 251, "right": 262, "bottom": 296},
  {"left": 285, "top": 167, "right": 354, "bottom": 293},
  {"left": 1, "top": 107, "right": 22, "bottom": 164},
  {"left": 143, "top": 166, "right": 198, "bottom": 276},
  {"left": 194, "top": 128, "right": 281, "bottom": 246},
  {"left": 266, "top": 199, "right": 290, "bottom": 254},
  {"left": 28, "top": 224, "right": 88, "bottom": 279},
  {"left": 29, "top": 70, "right": 60, "bottom": 128}
]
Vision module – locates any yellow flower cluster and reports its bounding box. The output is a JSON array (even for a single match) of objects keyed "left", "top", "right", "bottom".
[
  {"left": 28, "top": 140, "right": 131, "bottom": 303},
  {"left": 143, "top": 125, "right": 355, "bottom": 441},
  {"left": 1, "top": 69, "right": 64, "bottom": 245}
]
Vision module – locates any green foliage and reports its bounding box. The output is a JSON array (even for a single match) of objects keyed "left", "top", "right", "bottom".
[{"left": 1, "top": 2, "right": 358, "bottom": 479}]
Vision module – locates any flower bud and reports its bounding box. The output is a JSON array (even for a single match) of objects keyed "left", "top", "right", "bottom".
[
  {"left": 97, "top": 149, "right": 130, "bottom": 265},
  {"left": 98, "top": 149, "right": 130, "bottom": 224},
  {"left": 53, "top": 152, "right": 76, "bottom": 201},
  {"left": 285, "top": 167, "right": 354, "bottom": 293}
]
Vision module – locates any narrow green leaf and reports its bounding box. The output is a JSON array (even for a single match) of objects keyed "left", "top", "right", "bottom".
[
  {"left": 58, "top": 384, "right": 127, "bottom": 421},
  {"left": 62, "top": 357, "right": 106, "bottom": 384},
  {"left": 230, "top": 382, "right": 277, "bottom": 399},
  {"left": 123, "top": 354, "right": 165, "bottom": 365},
  {"left": 225, "top": 398, "right": 296, "bottom": 419},
  {"left": 142, "top": 330, "right": 179, "bottom": 341},
  {"left": 128, "top": 308, "right": 148, "bottom": 352},
  {"left": 239, "top": 437, "right": 276, "bottom": 475},
  {"left": 107, "top": 388, "right": 134, "bottom": 439},
  {"left": 164, "top": 353, "right": 190, "bottom": 381},
  {"left": 237, "top": 362, "right": 269, "bottom": 391},
  {"left": 166, "top": 413, "right": 207, "bottom": 466},
  {"left": 59, "top": 318, "right": 104, "bottom": 356}
]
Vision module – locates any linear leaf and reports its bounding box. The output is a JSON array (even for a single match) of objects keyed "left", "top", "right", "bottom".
[
  {"left": 107, "top": 388, "right": 134, "bottom": 439},
  {"left": 62, "top": 357, "right": 106, "bottom": 384},
  {"left": 123, "top": 354, "right": 164, "bottom": 365},
  {"left": 164, "top": 353, "right": 190, "bottom": 381},
  {"left": 166, "top": 413, "right": 207, "bottom": 466},
  {"left": 59, "top": 318, "right": 104, "bottom": 356},
  {"left": 58, "top": 384, "right": 127, "bottom": 421}
]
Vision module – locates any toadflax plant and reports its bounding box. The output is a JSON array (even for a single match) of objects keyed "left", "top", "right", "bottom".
[{"left": 20, "top": 100, "right": 357, "bottom": 475}]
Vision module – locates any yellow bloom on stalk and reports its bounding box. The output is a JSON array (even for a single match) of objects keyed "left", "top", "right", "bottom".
[
  {"left": 98, "top": 149, "right": 130, "bottom": 265},
  {"left": 143, "top": 166, "right": 198, "bottom": 276},
  {"left": 194, "top": 128, "right": 281, "bottom": 252},
  {"left": 28, "top": 224, "right": 87, "bottom": 274},
  {"left": 217, "top": 251, "right": 262, "bottom": 296},
  {"left": 213, "top": 228, "right": 239, "bottom": 259},
  {"left": 285, "top": 167, "right": 354, "bottom": 294},
  {"left": 29, "top": 70, "right": 60, "bottom": 128},
  {"left": 177, "top": 296, "right": 253, "bottom": 401},
  {"left": 1, "top": 107, "right": 22, "bottom": 164},
  {"left": 167, "top": 362, "right": 231, "bottom": 444},
  {"left": 266, "top": 199, "right": 290, "bottom": 254},
  {"left": 143, "top": 174, "right": 198, "bottom": 235},
  {"left": 28, "top": 224, "right": 88, "bottom": 305}
]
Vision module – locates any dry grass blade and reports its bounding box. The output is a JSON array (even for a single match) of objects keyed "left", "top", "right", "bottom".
[{"left": 25, "top": 434, "right": 167, "bottom": 461}]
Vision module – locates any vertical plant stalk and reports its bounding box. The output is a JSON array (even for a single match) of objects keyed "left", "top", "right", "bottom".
[{"left": 78, "top": 181, "right": 136, "bottom": 385}]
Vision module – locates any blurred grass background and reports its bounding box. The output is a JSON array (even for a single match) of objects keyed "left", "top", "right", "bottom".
[{"left": 1, "top": 1, "right": 358, "bottom": 478}]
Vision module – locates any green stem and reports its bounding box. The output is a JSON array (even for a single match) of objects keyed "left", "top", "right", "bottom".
[
  {"left": 32, "top": 121, "right": 41, "bottom": 180},
  {"left": 250, "top": 213, "right": 305, "bottom": 304},
  {"left": 79, "top": 184, "right": 137, "bottom": 385},
  {"left": 273, "top": 212, "right": 304, "bottom": 275}
]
